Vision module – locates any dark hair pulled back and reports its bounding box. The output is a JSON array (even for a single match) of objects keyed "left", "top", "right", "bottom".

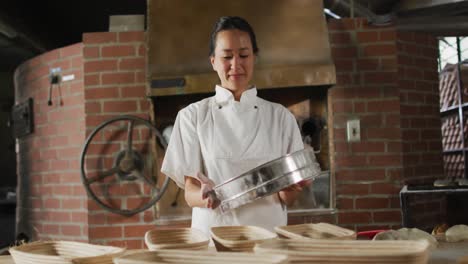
[{"left": 209, "top": 16, "right": 258, "bottom": 56}]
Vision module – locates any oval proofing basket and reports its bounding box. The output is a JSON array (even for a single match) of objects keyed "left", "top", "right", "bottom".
[
  {"left": 275, "top": 222, "right": 356, "bottom": 240},
  {"left": 210, "top": 225, "right": 277, "bottom": 252},
  {"left": 144, "top": 228, "right": 209, "bottom": 250},
  {"left": 255, "top": 238, "right": 430, "bottom": 264},
  {"left": 114, "top": 249, "right": 289, "bottom": 264},
  {"left": 9, "top": 240, "right": 125, "bottom": 264}
]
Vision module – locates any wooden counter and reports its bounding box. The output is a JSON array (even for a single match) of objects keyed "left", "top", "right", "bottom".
[
  {"left": 430, "top": 241, "right": 468, "bottom": 263},
  {"left": 0, "top": 256, "right": 13, "bottom": 264}
]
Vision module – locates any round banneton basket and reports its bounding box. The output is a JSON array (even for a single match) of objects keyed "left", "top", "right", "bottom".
[
  {"left": 275, "top": 222, "right": 356, "bottom": 240},
  {"left": 210, "top": 225, "right": 277, "bottom": 252},
  {"left": 144, "top": 228, "right": 210, "bottom": 250},
  {"left": 9, "top": 240, "right": 125, "bottom": 264}
]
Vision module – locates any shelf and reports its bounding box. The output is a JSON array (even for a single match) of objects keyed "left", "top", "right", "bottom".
[
  {"left": 0, "top": 199, "right": 16, "bottom": 205},
  {"left": 443, "top": 149, "right": 466, "bottom": 154},
  {"left": 440, "top": 102, "right": 468, "bottom": 115},
  {"left": 441, "top": 105, "right": 459, "bottom": 115},
  {"left": 401, "top": 185, "right": 468, "bottom": 194}
]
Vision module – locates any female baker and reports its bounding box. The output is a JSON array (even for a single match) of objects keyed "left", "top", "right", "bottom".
[{"left": 161, "top": 16, "right": 311, "bottom": 236}]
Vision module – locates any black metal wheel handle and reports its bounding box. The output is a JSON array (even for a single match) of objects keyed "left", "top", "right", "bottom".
[{"left": 80, "top": 115, "right": 169, "bottom": 216}]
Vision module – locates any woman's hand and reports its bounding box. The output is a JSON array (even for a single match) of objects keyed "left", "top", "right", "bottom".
[
  {"left": 197, "top": 172, "right": 220, "bottom": 209},
  {"left": 278, "top": 179, "right": 313, "bottom": 206},
  {"left": 184, "top": 173, "right": 220, "bottom": 209}
]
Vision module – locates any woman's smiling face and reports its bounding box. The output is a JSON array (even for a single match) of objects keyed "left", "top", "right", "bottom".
[{"left": 210, "top": 29, "right": 255, "bottom": 97}]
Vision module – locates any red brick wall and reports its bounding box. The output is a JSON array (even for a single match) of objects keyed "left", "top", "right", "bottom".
[
  {"left": 14, "top": 43, "right": 87, "bottom": 241},
  {"left": 83, "top": 32, "right": 149, "bottom": 127},
  {"left": 82, "top": 32, "right": 172, "bottom": 248},
  {"left": 397, "top": 32, "right": 444, "bottom": 184},
  {"left": 396, "top": 32, "right": 446, "bottom": 232},
  {"left": 15, "top": 32, "right": 190, "bottom": 249},
  {"left": 327, "top": 18, "right": 444, "bottom": 231}
]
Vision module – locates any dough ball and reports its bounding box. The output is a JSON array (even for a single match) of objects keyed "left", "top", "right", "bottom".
[
  {"left": 373, "top": 228, "right": 437, "bottom": 249},
  {"left": 373, "top": 230, "right": 405, "bottom": 240},
  {"left": 445, "top": 225, "right": 468, "bottom": 242}
]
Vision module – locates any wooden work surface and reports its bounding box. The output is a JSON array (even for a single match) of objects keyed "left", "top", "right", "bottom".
[
  {"left": 430, "top": 241, "right": 468, "bottom": 264},
  {"left": 0, "top": 241, "right": 467, "bottom": 264},
  {"left": 0, "top": 256, "right": 13, "bottom": 264}
]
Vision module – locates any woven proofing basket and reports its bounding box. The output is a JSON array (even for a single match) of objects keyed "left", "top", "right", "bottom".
[
  {"left": 210, "top": 225, "right": 277, "bottom": 252},
  {"left": 9, "top": 240, "right": 125, "bottom": 264},
  {"left": 114, "top": 249, "right": 289, "bottom": 264},
  {"left": 275, "top": 222, "right": 356, "bottom": 240},
  {"left": 255, "top": 238, "right": 430, "bottom": 264},
  {"left": 144, "top": 228, "right": 209, "bottom": 250}
]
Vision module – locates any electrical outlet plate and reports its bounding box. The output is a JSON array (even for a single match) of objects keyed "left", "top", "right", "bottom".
[
  {"left": 346, "top": 119, "right": 360, "bottom": 142},
  {"left": 62, "top": 74, "right": 75, "bottom": 82}
]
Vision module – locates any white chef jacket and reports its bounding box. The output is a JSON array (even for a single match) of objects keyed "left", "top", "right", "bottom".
[{"left": 161, "top": 85, "right": 304, "bottom": 236}]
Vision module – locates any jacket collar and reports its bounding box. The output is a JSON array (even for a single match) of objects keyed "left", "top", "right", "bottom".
[{"left": 215, "top": 85, "right": 257, "bottom": 106}]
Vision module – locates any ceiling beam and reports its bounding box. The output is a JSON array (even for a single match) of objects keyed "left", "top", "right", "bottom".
[
  {"left": 397, "top": 16, "right": 468, "bottom": 35},
  {"left": 397, "top": 0, "right": 467, "bottom": 12},
  {"left": 396, "top": 0, "right": 466, "bottom": 13},
  {"left": 0, "top": 18, "right": 17, "bottom": 39},
  {"left": 324, "top": 0, "right": 394, "bottom": 25},
  {"left": 0, "top": 12, "right": 45, "bottom": 54}
]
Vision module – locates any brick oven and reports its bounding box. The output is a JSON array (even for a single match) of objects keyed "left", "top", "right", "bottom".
[{"left": 13, "top": 16, "right": 445, "bottom": 248}]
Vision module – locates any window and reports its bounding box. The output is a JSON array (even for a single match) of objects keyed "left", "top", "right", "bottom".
[
  {"left": 438, "top": 36, "right": 468, "bottom": 181},
  {"left": 439, "top": 37, "right": 468, "bottom": 71}
]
